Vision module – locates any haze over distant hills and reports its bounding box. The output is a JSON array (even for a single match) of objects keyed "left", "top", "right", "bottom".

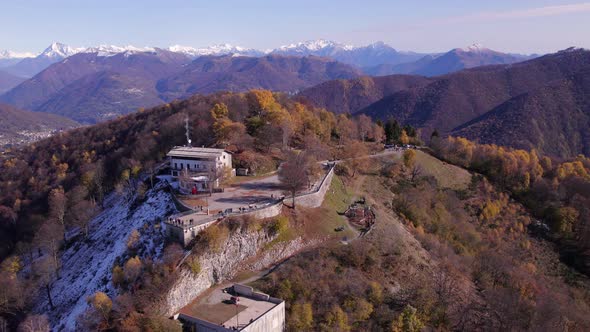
[{"left": 364, "top": 44, "right": 536, "bottom": 76}]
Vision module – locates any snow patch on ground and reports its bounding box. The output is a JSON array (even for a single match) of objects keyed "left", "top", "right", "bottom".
[{"left": 34, "top": 183, "right": 177, "bottom": 331}]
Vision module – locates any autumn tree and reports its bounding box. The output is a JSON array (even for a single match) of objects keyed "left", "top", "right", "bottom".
[
  {"left": 400, "top": 130, "right": 410, "bottom": 145},
  {"left": 403, "top": 149, "right": 416, "bottom": 169},
  {"left": 290, "top": 302, "right": 314, "bottom": 331},
  {"left": 126, "top": 229, "right": 140, "bottom": 250},
  {"left": 124, "top": 256, "right": 142, "bottom": 284},
  {"left": 323, "top": 305, "right": 351, "bottom": 332},
  {"left": 343, "top": 141, "right": 369, "bottom": 177},
  {"left": 279, "top": 152, "right": 311, "bottom": 209},
  {"left": 89, "top": 292, "right": 113, "bottom": 324},
  {"left": 210, "top": 103, "right": 247, "bottom": 147},
  {"left": 357, "top": 115, "right": 373, "bottom": 141},
  {"left": 336, "top": 114, "right": 356, "bottom": 145},
  {"left": 392, "top": 305, "right": 424, "bottom": 332}
]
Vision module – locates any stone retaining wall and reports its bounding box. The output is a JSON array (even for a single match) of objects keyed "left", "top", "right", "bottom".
[{"left": 293, "top": 165, "right": 335, "bottom": 208}]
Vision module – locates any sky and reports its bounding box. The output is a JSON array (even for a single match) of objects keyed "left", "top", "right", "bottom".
[{"left": 1, "top": 0, "right": 589, "bottom": 54}]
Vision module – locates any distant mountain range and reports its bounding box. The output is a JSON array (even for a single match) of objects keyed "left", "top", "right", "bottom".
[
  {"left": 299, "top": 48, "right": 590, "bottom": 158},
  {"left": 0, "top": 51, "right": 361, "bottom": 123},
  {"left": 0, "top": 40, "right": 536, "bottom": 78},
  {"left": 157, "top": 54, "right": 361, "bottom": 99},
  {"left": 364, "top": 44, "right": 537, "bottom": 77}
]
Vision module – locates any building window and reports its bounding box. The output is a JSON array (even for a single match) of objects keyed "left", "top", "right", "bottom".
[
  {"left": 174, "top": 163, "right": 178, "bottom": 169},
  {"left": 187, "top": 164, "right": 190, "bottom": 170}
]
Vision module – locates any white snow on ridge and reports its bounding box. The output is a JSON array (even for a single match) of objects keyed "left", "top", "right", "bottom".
[
  {"left": 40, "top": 42, "right": 85, "bottom": 59},
  {"left": 168, "top": 43, "right": 261, "bottom": 58},
  {"left": 83, "top": 44, "right": 156, "bottom": 57},
  {"left": 0, "top": 49, "right": 38, "bottom": 59},
  {"left": 458, "top": 43, "right": 490, "bottom": 53},
  {"left": 273, "top": 39, "right": 354, "bottom": 54},
  {"left": 34, "top": 183, "right": 177, "bottom": 331}
]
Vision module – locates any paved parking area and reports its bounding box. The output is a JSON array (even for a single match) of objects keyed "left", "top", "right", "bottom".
[{"left": 210, "top": 174, "right": 283, "bottom": 212}]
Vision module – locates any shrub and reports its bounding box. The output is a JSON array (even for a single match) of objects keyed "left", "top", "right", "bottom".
[
  {"left": 200, "top": 224, "right": 230, "bottom": 252},
  {"left": 185, "top": 256, "right": 201, "bottom": 276},
  {"left": 268, "top": 216, "right": 289, "bottom": 236},
  {"left": 112, "top": 265, "right": 125, "bottom": 287}
]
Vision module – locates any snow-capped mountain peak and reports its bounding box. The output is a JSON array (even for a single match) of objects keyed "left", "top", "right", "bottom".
[
  {"left": 40, "top": 42, "right": 84, "bottom": 59},
  {"left": 0, "top": 49, "right": 37, "bottom": 59},
  {"left": 83, "top": 44, "right": 155, "bottom": 57},
  {"left": 167, "top": 43, "right": 261, "bottom": 58},
  {"left": 274, "top": 39, "right": 353, "bottom": 54},
  {"left": 459, "top": 43, "right": 488, "bottom": 53}
]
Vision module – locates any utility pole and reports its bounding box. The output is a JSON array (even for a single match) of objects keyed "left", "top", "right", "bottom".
[{"left": 185, "top": 115, "right": 192, "bottom": 147}]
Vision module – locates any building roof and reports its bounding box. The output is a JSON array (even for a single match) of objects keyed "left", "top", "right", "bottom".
[
  {"left": 178, "top": 284, "right": 282, "bottom": 330},
  {"left": 167, "top": 146, "right": 228, "bottom": 159}
]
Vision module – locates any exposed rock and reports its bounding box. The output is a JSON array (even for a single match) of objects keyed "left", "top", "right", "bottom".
[{"left": 164, "top": 231, "right": 317, "bottom": 315}]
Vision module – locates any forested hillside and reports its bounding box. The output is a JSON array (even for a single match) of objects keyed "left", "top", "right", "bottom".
[
  {"left": 300, "top": 48, "right": 590, "bottom": 159},
  {"left": 0, "top": 89, "right": 390, "bottom": 329},
  {"left": 432, "top": 136, "right": 590, "bottom": 274}
]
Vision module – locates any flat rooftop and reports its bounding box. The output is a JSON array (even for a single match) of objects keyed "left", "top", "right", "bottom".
[
  {"left": 179, "top": 285, "right": 280, "bottom": 330},
  {"left": 167, "top": 146, "right": 227, "bottom": 159}
]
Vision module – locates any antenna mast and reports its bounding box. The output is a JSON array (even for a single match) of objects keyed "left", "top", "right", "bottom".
[{"left": 185, "top": 115, "right": 192, "bottom": 147}]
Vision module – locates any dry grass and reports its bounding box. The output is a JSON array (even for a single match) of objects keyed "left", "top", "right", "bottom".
[
  {"left": 414, "top": 150, "right": 471, "bottom": 190},
  {"left": 300, "top": 175, "right": 358, "bottom": 240}
]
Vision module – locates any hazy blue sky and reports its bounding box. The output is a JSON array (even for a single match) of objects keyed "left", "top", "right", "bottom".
[{"left": 1, "top": 0, "right": 589, "bottom": 54}]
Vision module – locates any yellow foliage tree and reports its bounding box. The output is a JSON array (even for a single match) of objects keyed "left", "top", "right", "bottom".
[
  {"left": 88, "top": 291, "right": 112, "bottom": 322},
  {"left": 400, "top": 130, "right": 410, "bottom": 145},
  {"left": 290, "top": 302, "right": 314, "bottom": 331},
  {"left": 403, "top": 149, "right": 416, "bottom": 169},
  {"left": 325, "top": 305, "right": 350, "bottom": 332}
]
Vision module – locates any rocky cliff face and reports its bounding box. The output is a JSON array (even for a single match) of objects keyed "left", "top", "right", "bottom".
[{"left": 164, "top": 231, "right": 316, "bottom": 315}]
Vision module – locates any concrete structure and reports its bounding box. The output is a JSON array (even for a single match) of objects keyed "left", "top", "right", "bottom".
[
  {"left": 176, "top": 284, "right": 285, "bottom": 331},
  {"left": 168, "top": 146, "right": 234, "bottom": 193},
  {"left": 165, "top": 215, "right": 219, "bottom": 247},
  {"left": 164, "top": 164, "right": 336, "bottom": 247}
]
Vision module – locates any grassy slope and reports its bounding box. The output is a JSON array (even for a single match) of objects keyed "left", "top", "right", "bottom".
[
  {"left": 301, "top": 175, "right": 357, "bottom": 240},
  {"left": 414, "top": 150, "right": 471, "bottom": 190}
]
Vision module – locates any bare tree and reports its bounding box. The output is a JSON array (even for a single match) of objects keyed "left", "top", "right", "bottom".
[
  {"left": 0, "top": 271, "right": 26, "bottom": 317},
  {"left": 34, "top": 256, "right": 60, "bottom": 310},
  {"left": 48, "top": 187, "right": 67, "bottom": 241},
  {"left": 17, "top": 315, "right": 50, "bottom": 332},
  {"left": 356, "top": 114, "right": 373, "bottom": 141},
  {"left": 67, "top": 186, "right": 97, "bottom": 238},
  {"left": 279, "top": 152, "right": 311, "bottom": 209},
  {"left": 410, "top": 165, "right": 423, "bottom": 183}
]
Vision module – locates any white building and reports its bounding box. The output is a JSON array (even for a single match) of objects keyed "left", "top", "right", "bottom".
[
  {"left": 176, "top": 284, "right": 285, "bottom": 332},
  {"left": 167, "top": 146, "right": 233, "bottom": 193}
]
